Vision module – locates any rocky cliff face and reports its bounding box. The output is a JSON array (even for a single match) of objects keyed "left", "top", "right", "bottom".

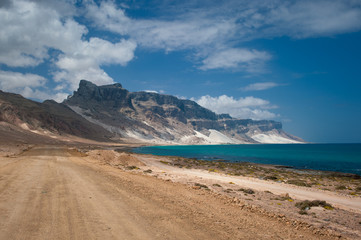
[{"left": 64, "top": 80, "right": 302, "bottom": 144}]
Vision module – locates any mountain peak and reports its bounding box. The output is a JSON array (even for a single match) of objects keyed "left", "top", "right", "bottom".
[
  {"left": 79, "top": 79, "right": 97, "bottom": 89},
  {"left": 67, "top": 80, "right": 131, "bottom": 110}
]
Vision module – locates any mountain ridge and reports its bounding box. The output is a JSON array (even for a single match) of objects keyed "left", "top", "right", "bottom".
[
  {"left": 64, "top": 80, "right": 303, "bottom": 144},
  {"left": 0, "top": 80, "right": 302, "bottom": 144}
]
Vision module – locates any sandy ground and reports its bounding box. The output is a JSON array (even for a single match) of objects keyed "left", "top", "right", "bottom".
[{"left": 0, "top": 145, "right": 348, "bottom": 240}]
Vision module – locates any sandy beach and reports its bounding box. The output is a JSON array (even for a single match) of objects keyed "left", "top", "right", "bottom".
[{"left": 0, "top": 143, "right": 360, "bottom": 239}]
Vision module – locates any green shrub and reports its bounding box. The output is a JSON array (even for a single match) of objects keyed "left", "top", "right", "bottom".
[
  {"left": 287, "top": 179, "right": 311, "bottom": 187},
  {"left": 264, "top": 175, "right": 278, "bottom": 180},
  {"left": 194, "top": 183, "right": 209, "bottom": 189},
  {"left": 238, "top": 188, "right": 255, "bottom": 194},
  {"left": 295, "top": 200, "right": 333, "bottom": 211},
  {"left": 126, "top": 166, "right": 138, "bottom": 170}
]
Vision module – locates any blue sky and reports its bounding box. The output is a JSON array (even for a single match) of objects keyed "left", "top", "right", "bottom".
[{"left": 0, "top": 0, "right": 361, "bottom": 143}]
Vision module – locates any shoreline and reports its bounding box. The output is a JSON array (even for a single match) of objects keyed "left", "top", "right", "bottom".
[
  {"left": 131, "top": 151, "right": 361, "bottom": 178},
  {"left": 131, "top": 143, "right": 361, "bottom": 177},
  {"left": 127, "top": 152, "right": 361, "bottom": 198}
]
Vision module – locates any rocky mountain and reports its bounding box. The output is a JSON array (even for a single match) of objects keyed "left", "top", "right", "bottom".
[
  {"left": 0, "top": 90, "right": 114, "bottom": 142},
  {"left": 64, "top": 80, "right": 303, "bottom": 144}
]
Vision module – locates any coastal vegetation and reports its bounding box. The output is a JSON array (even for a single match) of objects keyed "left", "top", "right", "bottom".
[{"left": 157, "top": 155, "right": 361, "bottom": 196}]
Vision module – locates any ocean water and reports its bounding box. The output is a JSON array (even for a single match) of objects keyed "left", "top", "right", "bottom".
[{"left": 133, "top": 144, "right": 361, "bottom": 175}]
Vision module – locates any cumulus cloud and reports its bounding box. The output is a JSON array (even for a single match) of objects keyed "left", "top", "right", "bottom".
[
  {"left": 0, "top": 70, "right": 67, "bottom": 102},
  {"left": 0, "top": 70, "right": 46, "bottom": 91},
  {"left": 242, "top": 82, "right": 279, "bottom": 91},
  {"left": 85, "top": 1, "right": 130, "bottom": 35},
  {"left": 0, "top": 0, "right": 87, "bottom": 67},
  {"left": 0, "top": 0, "right": 136, "bottom": 101},
  {"left": 20, "top": 87, "right": 69, "bottom": 103},
  {"left": 54, "top": 38, "right": 136, "bottom": 90},
  {"left": 193, "top": 95, "right": 278, "bottom": 120}
]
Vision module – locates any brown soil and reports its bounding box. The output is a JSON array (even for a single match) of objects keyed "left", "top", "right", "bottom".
[{"left": 0, "top": 145, "right": 344, "bottom": 240}]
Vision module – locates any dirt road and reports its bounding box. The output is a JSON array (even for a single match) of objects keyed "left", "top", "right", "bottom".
[{"left": 0, "top": 146, "right": 337, "bottom": 239}]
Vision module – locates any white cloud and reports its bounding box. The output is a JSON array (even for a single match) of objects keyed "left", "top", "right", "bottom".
[
  {"left": 259, "top": 0, "right": 361, "bottom": 38},
  {"left": 0, "top": 70, "right": 46, "bottom": 91},
  {"left": 176, "top": 95, "right": 188, "bottom": 100},
  {"left": 143, "top": 90, "right": 158, "bottom": 94},
  {"left": 131, "top": 19, "right": 234, "bottom": 52},
  {"left": 200, "top": 48, "right": 270, "bottom": 71},
  {"left": 1, "top": 0, "right": 361, "bottom": 102},
  {"left": 27, "top": 0, "right": 76, "bottom": 17},
  {"left": 85, "top": 1, "right": 235, "bottom": 51},
  {"left": 20, "top": 87, "right": 68, "bottom": 103},
  {"left": 0, "top": 0, "right": 87, "bottom": 67},
  {"left": 84, "top": 0, "right": 361, "bottom": 72},
  {"left": 0, "top": 0, "right": 137, "bottom": 101},
  {"left": 193, "top": 95, "right": 278, "bottom": 120},
  {"left": 85, "top": 1, "right": 259, "bottom": 71},
  {"left": 142, "top": 90, "right": 165, "bottom": 94},
  {"left": 0, "top": 70, "right": 68, "bottom": 102},
  {"left": 53, "top": 67, "right": 114, "bottom": 91},
  {"left": 54, "top": 38, "right": 136, "bottom": 90},
  {"left": 85, "top": 1, "right": 130, "bottom": 35},
  {"left": 242, "top": 82, "right": 279, "bottom": 91}
]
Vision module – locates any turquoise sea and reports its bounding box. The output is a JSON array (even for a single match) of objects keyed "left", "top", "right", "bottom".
[{"left": 133, "top": 144, "right": 361, "bottom": 175}]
